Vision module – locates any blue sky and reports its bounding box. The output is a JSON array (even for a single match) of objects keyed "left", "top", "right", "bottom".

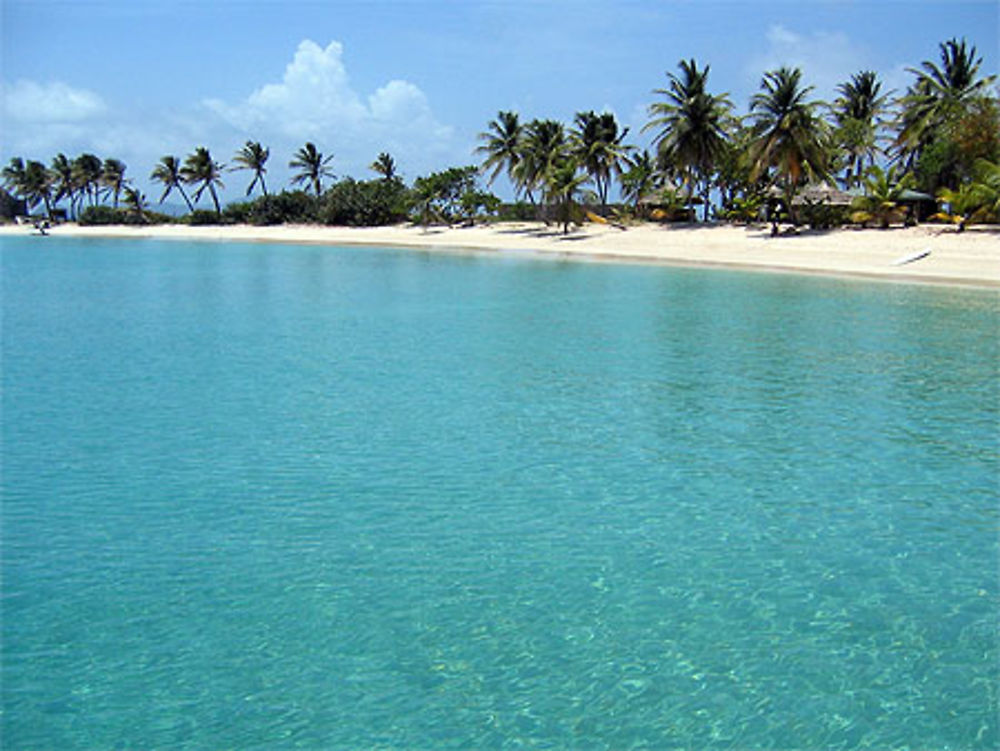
[{"left": 2, "top": 0, "right": 997, "bottom": 202}]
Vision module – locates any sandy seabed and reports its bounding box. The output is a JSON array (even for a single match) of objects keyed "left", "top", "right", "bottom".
[{"left": 2, "top": 221, "right": 998, "bottom": 288}]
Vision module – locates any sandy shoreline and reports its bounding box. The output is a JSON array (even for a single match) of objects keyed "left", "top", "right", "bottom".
[{"left": 3, "top": 221, "right": 998, "bottom": 288}]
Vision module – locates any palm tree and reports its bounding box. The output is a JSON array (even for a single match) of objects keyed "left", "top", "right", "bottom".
[
  {"left": 893, "top": 38, "right": 997, "bottom": 170},
  {"left": 72, "top": 153, "right": 103, "bottom": 208},
  {"left": 101, "top": 158, "right": 128, "bottom": 208},
  {"left": 571, "top": 111, "right": 631, "bottom": 213},
  {"left": 232, "top": 141, "right": 270, "bottom": 197},
  {"left": 514, "top": 119, "right": 566, "bottom": 209},
  {"left": 21, "top": 160, "right": 54, "bottom": 218},
  {"left": 645, "top": 59, "right": 732, "bottom": 220},
  {"left": 181, "top": 147, "right": 225, "bottom": 216},
  {"left": 831, "top": 71, "right": 890, "bottom": 188},
  {"left": 619, "top": 150, "right": 659, "bottom": 214},
  {"left": 370, "top": 152, "right": 398, "bottom": 181},
  {"left": 934, "top": 158, "right": 1000, "bottom": 230},
  {"left": 545, "top": 158, "right": 588, "bottom": 234},
  {"left": 122, "top": 186, "right": 149, "bottom": 222},
  {"left": 476, "top": 110, "right": 524, "bottom": 191},
  {"left": 289, "top": 142, "right": 334, "bottom": 195},
  {"left": 2, "top": 158, "right": 27, "bottom": 201},
  {"left": 151, "top": 155, "right": 194, "bottom": 212},
  {"left": 850, "top": 165, "right": 915, "bottom": 228},
  {"left": 748, "top": 67, "right": 832, "bottom": 231},
  {"left": 50, "top": 154, "right": 78, "bottom": 219}
]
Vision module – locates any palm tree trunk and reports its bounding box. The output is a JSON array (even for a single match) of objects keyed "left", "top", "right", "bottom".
[
  {"left": 209, "top": 184, "right": 221, "bottom": 216},
  {"left": 178, "top": 184, "right": 195, "bottom": 213}
]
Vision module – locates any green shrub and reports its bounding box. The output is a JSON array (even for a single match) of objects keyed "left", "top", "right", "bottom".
[
  {"left": 320, "top": 178, "right": 409, "bottom": 226},
  {"left": 223, "top": 191, "right": 319, "bottom": 225}
]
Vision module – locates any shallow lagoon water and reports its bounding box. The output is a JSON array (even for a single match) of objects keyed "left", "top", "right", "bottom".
[{"left": 2, "top": 236, "right": 997, "bottom": 749}]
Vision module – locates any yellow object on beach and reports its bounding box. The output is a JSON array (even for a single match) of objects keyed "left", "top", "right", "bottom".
[{"left": 586, "top": 211, "right": 608, "bottom": 224}]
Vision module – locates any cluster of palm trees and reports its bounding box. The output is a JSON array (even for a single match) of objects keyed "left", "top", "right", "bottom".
[
  {"left": 3, "top": 37, "right": 996, "bottom": 231},
  {"left": 477, "top": 37, "right": 997, "bottom": 228},
  {"left": 3, "top": 140, "right": 340, "bottom": 220}
]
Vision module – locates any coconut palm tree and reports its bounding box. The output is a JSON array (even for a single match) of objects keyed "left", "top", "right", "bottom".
[
  {"left": 50, "top": 154, "right": 78, "bottom": 219},
  {"left": 748, "top": 66, "right": 832, "bottom": 230},
  {"left": 619, "top": 149, "right": 659, "bottom": 214},
  {"left": 476, "top": 110, "right": 524, "bottom": 191},
  {"left": 2, "top": 158, "right": 27, "bottom": 200},
  {"left": 645, "top": 58, "right": 732, "bottom": 220},
  {"left": 893, "top": 38, "right": 997, "bottom": 170},
  {"left": 151, "top": 155, "right": 195, "bottom": 212},
  {"left": 181, "top": 147, "right": 225, "bottom": 216},
  {"left": 831, "top": 71, "right": 890, "bottom": 188},
  {"left": 21, "top": 160, "right": 54, "bottom": 218},
  {"left": 72, "top": 153, "right": 103, "bottom": 208},
  {"left": 850, "top": 165, "right": 915, "bottom": 228},
  {"left": 289, "top": 142, "right": 334, "bottom": 195},
  {"left": 514, "top": 119, "right": 567, "bottom": 209},
  {"left": 101, "top": 158, "right": 128, "bottom": 208},
  {"left": 122, "top": 185, "right": 149, "bottom": 221},
  {"left": 370, "top": 152, "right": 398, "bottom": 181},
  {"left": 571, "top": 111, "right": 631, "bottom": 213},
  {"left": 545, "top": 158, "right": 588, "bottom": 234},
  {"left": 232, "top": 140, "right": 270, "bottom": 197}
]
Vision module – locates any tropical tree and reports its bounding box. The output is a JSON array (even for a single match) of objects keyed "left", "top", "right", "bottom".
[
  {"left": 514, "top": 119, "right": 567, "bottom": 208},
  {"left": 544, "top": 158, "right": 588, "bottom": 234},
  {"left": 231, "top": 141, "right": 269, "bottom": 197},
  {"left": 2, "top": 158, "right": 27, "bottom": 200},
  {"left": 476, "top": 110, "right": 524, "bottom": 192},
  {"left": 181, "top": 147, "right": 225, "bottom": 216},
  {"left": 934, "top": 158, "right": 1000, "bottom": 230},
  {"left": 850, "top": 165, "right": 915, "bottom": 228},
  {"left": 49, "top": 153, "right": 78, "bottom": 219},
  {"left": 893, "top": 38, "right": 997, "bottom": 172},
  {"left": 370, "top": 152, "right": 398, "bottom": 182},
  {"left": 21, "top": 160, "right": 54, "bottom": 218},
  {"left": 101, "top": 158, "right": 128, "bottom": 208},
  {"left": 831, "top": 71, "right": 890, "bottom": 187},
  {"left": 748, "top": 66, "right": 832, "bottom": 230},
  {"left": 72, "top": 153, "right": 103, "bottom": 208},
  {"left": 571, "top": 110, "right": 631, "bottom": 213},
  {"left": 619, "top": 149, "right": 659, "bottom": 214},
  {"left": 151, "top": 155, "right": 194, "bottom": 212},
  {"left": 289, "top": 142, "right": 334, "bottom": 195},
  {"left": 645, "top": 58, "right": 732, "bottom": 220},
  {"left": 122, "top": 185, "right": 149, "bottom": 221}
]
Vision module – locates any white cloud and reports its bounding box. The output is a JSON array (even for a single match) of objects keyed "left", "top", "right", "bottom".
[
  {"left": 203, "top": 39, "right": 454, "bottom": 176},
  {"left": 3, "top": 80, "right": 107, "bottom": 123},
  {"left": 747, "top": 25, "right": 873, "bottom": 100}
]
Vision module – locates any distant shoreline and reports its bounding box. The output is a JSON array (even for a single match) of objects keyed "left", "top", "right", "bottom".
[{"left": 2, "top": 221, "right": 998, "bottom": 289}]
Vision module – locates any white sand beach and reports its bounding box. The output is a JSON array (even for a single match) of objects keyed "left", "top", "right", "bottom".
[{"left": 3, "top": 221, "right": 998, "bottom": 287}]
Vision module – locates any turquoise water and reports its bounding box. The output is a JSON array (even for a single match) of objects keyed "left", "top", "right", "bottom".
[{"left": 2, "top": 236, "right": 997, "bottom": 750}]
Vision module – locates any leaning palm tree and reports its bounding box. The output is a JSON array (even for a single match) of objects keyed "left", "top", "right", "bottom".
[
  {"left": 571, "top": 110, "right": 631, "bottom": 213},
  {"left": 21, "top": 160, "right": 54, "bottom": 219},
  {"left": 370, "top": 152, "right": 398, "bottom": 181},
  {"left": 181, "top": 147, "right": 225, "bottom": 216},
  {"left": 289, "top": 142, "right": 334, "bottom": 195},
  {"left": 831, "top": 71, "right": 890, "bottom": 188},
  {"left": 748, "top": 66, "right": 832, "bottom": 231},
  {"left": 150, "top": 155, "right": 194, "bottom": 212},
  {"left": 2, "top": 157, "right": 27, "bottom": 201},
  {"left": 122, "top": 186, "right": 149, "bottom": 222},
  {"left": 72, "top": 153, "right": 103, "bottom": 208},
  {"left": 645, "top": 59, "right": 733, "bottom": 220},
  {"left": 232, "top": 141, "right": 270, "bottom": 197},
  {"left": 49, "top": 153, "right": 78, "bottom": 219},
  {"left": 101, "top": 158, "right": 128, "bottom": 208},
  {"left": 893, "top": 38, "right": 997, "bottom": 170},
  {"left": 476, "top": 110, "right": 524, "bottom": 192}
]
